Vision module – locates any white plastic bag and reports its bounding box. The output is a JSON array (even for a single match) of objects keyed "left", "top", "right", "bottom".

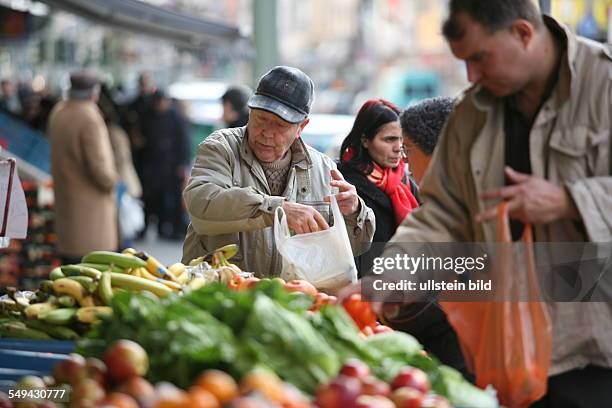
[
  {"left": 119, "top": 193, "right": 145, "bottom": 240},
  {"left": 274, "top": 195, "right": 358, "bottom": 292}
]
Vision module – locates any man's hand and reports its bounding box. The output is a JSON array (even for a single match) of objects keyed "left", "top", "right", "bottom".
[
  {"left": 476, "top": 166, "right": 579, "bottom": 224},
  {"left": 325, "top": 169, "right": 360, "bottom": 216},
  {"left": 282, "top": 201, "right": 329, "bottom": 234}
]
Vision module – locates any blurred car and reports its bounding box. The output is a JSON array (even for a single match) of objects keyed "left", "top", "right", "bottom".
[{"left": 300, "top": 113, "right": 354, "bottom": 160}]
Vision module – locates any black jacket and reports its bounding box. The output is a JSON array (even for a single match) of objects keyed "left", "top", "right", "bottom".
[{"left": 338, "top": 161, "right": 420, "bottom": 275}]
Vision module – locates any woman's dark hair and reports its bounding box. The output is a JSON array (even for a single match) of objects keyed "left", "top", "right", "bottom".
[{"left": 339, "top": 98, "right": 400, "bottom": 174}]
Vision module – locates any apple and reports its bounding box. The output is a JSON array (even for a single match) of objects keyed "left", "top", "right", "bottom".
[
  {"left": 339, "top": 359, "right": 370, "bottom": 379},
  {"left": 391, "top": 366, "right": 430, "bottom": 393},
  {"left": 85, "top": 357, "right": 107, "bottom": 386},
  {"left": 315, "top": 375, "right": 361, "bottom": 408},
  {"left": 116, "top": 376, "right": 156, "bottom": 403},
  {"left": 239, "top": 277, "right": 261, "bottom": 291},
  {"left": 103, "top": 339, "right": 149, "bottom": 383},
  {"left": 360, "top": 376, "right": 391, "bottom": 397},
  {"left": 283, "top": 280, "right": 317, "bottom": 297},
  {"left": 421, "top": 395, "right": 452, "bottom": 408},
  {"left": 0, "top": 392, "right": 12, "bottom": 408},
  {"left": 354, "top": 395, "right": 395, "bottom": 408},
  {"left": 71, "top": 378, "right": 105, "bottom": 407},
  {"left": 52, "top": 353, "right": 87, "bottom": 385},
  {"left": 240, "top": 367, "right": 284, "bottom": 403},
  {"left": 391, "top": 387, "right": 425, "bottom": 408},
  {"left": 98, "top": 392, "right": 139, "bottom": 408}
]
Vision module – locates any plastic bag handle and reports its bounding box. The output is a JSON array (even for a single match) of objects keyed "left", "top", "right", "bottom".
[{"left": 496, "top": 202, "right": 532, "bottom": 243}]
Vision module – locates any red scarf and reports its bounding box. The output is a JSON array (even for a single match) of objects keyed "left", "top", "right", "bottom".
[
  {"left": 367, "top": 159, "right": 419, "bottom": 225},
  {"left": 342, "top": 147, "right": 418, "bottom": 225}
]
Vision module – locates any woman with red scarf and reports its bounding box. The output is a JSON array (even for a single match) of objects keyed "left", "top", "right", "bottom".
[{"left": 338, "top": 98, "right": 420, "bottom": 275}]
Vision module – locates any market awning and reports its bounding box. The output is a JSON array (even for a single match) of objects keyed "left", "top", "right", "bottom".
[{"left": 40, "top": 0, "right": 243, "bottom": 48}]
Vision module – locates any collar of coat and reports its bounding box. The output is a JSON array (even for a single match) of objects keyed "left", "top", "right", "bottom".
[
  {"left": 240, "top": 127, "right": 313, "bottom": 171},
  {"left": 472, "top": 14, "right": 575, "bottom": 114}
]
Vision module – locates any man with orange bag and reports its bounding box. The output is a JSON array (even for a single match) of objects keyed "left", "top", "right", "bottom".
[{"left": 342, "top": 0, "right": 611, "bottom": 406}]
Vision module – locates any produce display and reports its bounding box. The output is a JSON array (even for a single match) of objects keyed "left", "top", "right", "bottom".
[{"left": 0, "top": 246, "right": 499, "bottom": 407}]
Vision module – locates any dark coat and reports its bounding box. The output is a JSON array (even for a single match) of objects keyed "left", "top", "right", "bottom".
[{"left": 338, "top": 161, "right": 420, "bottom": 275}]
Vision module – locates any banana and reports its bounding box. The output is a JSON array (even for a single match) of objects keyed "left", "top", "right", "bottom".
[
  {"left": 0, "top": 321, "right": 52, "bottom": 339},
  {"left": 67, "top": 276, "right": 98, "bottom": 293},
  {"left": 25, "top": 320, "right": 79, "bottom": 340},
  {"left": 79, "top": 296, "right": 95, "bottom": 307},
  {"left": 49, "top": 267, "right": 65, "bottom": 281},
  {"left": 217, "top": 244, "right": 239, "bottom": 260},
  {"left": 122, "top": 247, "right": 138, "bottom": 255},
  {"left": 61, "top": 265, "right": 102, "bottom": 280},
  {"left": 168, "top": 263, "right": 186, "bottom": 277},
  {"left": 76, "top": 306, "right": 112, "bottom": 324},
  {"left": 77, "top": 263, "right": 124, "bottom": 273},
  {"left": 188, "top": 277, "right": 208, "bottom": 290},
  {"left": 176, "top": 270, "right": 190, "bottom": 285},
  {"left": 82, "top": 251, "right": 147, "bottom": 269},
  {"left": 137, "top": 267, "right": 158, "bottom": 281},
  {"left": 109, "top": 272, "right": 173, "bottom": 297},
  {"left": 157, "top": 279, "right": 182, "bottom": 291},
  {"left": 39, "top": 308, "right": 77, "bottom": 325},
  {"left": 58, "top": 296, "right": 76, "bottom": 308},
  {"left": 97, "top": 272, "right": 113, "bottom": 306},
  {"left": 141, "top": 254, "right": 178, "bottom": 282},
  {"left": 39, "top": 280, "right": 55, "bottom": 293},
  {"left": 23, "top": 302, "right": 57, "bottom": 319},
  {"left": 52, "top": 278, "right": 87, "bottom": 304},
  {"left": 130, "top": 268, "right": 142, "bottom": 278}
]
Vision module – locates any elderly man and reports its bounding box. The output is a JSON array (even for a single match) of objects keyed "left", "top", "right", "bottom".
[
  {"left": 182, "top": 66, "right": 375, "bottom": 277},
  {"left": 48, "top": 72, "right": 118, "bottom": 264}
]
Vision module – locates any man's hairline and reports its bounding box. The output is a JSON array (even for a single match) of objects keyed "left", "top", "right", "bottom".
[{"left": 249, "top": 107, "right": 309, "bottom": 126}]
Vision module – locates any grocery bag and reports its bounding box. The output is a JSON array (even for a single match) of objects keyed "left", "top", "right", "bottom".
[
  {"left": 274, "top": 195, "right": 358, "bottom": 292},
  {"left": 441, "top": 202, "right": 552, "bottom": 408},
  {"left": 118, "top": 185, "right": 145, "bottom": 240}
]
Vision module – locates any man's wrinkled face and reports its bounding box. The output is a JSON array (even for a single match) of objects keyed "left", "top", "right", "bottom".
[
  {"left": 448, "top": 13, "right": 530, "bottom": 97},
  {"left": 247, "top": 109, "right": 308, "bottom": 163}
]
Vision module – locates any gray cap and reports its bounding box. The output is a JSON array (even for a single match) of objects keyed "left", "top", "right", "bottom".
[
  {"left": 248, "top": 66, "right": 314, "bottom": 124},
  {"left": 69, "top": 71, "right": 99, "bottom": 91}
]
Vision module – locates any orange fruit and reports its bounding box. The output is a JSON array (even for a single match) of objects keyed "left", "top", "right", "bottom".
[
  {"left": 193, "top": 370, "right": 239, "bottom": 403},
  {"left": 188, "top": 387, "right": 220, "bottom": 408}
]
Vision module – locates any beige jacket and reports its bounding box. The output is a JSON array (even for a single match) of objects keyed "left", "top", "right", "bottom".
[
  {"left": 49, "top": 100, "right": 118, "bottom": 257},
  {"left": 385, "top": 16, "right": 611, "bottom": 376},
  {"left": 182, "top": 126, "right": 376, "bottom": 277}
]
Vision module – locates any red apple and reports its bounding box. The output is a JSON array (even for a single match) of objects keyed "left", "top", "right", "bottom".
[
  {"left": 391, "top": 387, "right": 425, "bottom": 408},
  {"left": 354, "top": 395, "right": 395, "bottom": 408},
  {"left": 71, "top": 378, "right": 106, "bottom": 407},
  {"left": 339, "top": 359, "right": 370, "bottom": 379},
  {"left": 315, "top": 376, "right": 361, "bottom": 408},
  {"left": 116, "top": 376, "right": 156, "bottom": 403},
  {"left": 421, "top": 395, "right": 452, "bottom": 408},
  {"left": 391, "top": 366, "right": 430, "bottom": 393},
  {"left": 360, "top": 376, "right": 391, "bottom": 397},
  {"left": 85, "top": 357, "right": 107, "bottom": 386},
  {"left": 52, "top": 353, "right": 87, "bottom": 385},
  {"left": 284, "top": 280, "right": 318, "bottom": 297},
  {"left": 103, "top": 339, "right": 149, "bottom": 383}
]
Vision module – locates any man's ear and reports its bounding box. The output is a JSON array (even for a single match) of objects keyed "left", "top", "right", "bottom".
[
  {"left": 510, "top": 19, "right": 535, "bottom": 49},
  {"left": 297, "top": 118, "right": 310, "bottom": 136}
]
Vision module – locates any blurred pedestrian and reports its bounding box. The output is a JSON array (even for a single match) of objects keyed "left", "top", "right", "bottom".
[
  {"left": 0, "top": 79, "right": 21, "bottom": 115},
  {"left": 399, "top": 96, "right": 455, "bottom": 184},
  {"left": 123, "top": 72, "right": 156, "bottom": 185},
  {"left": 338, "top": 98, "right": 419, "bottom": 274},
  {"left": 141, "top": 90, "right": 191, "bottom": 240},
  {"left": 48, "top": 72, "right": 118, "bottom": 264},
  {"left": 221, "top": 85, "right": 251, "bottom": 128}
]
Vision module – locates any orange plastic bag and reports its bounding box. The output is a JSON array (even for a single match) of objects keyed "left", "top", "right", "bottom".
[{"left": 441, "top": 203, "right": 552, "bottom": 407}]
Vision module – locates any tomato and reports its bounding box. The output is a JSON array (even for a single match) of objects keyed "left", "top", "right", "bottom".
[{"left": 342, "top": 293, "right": 377, "bottom": 330}]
